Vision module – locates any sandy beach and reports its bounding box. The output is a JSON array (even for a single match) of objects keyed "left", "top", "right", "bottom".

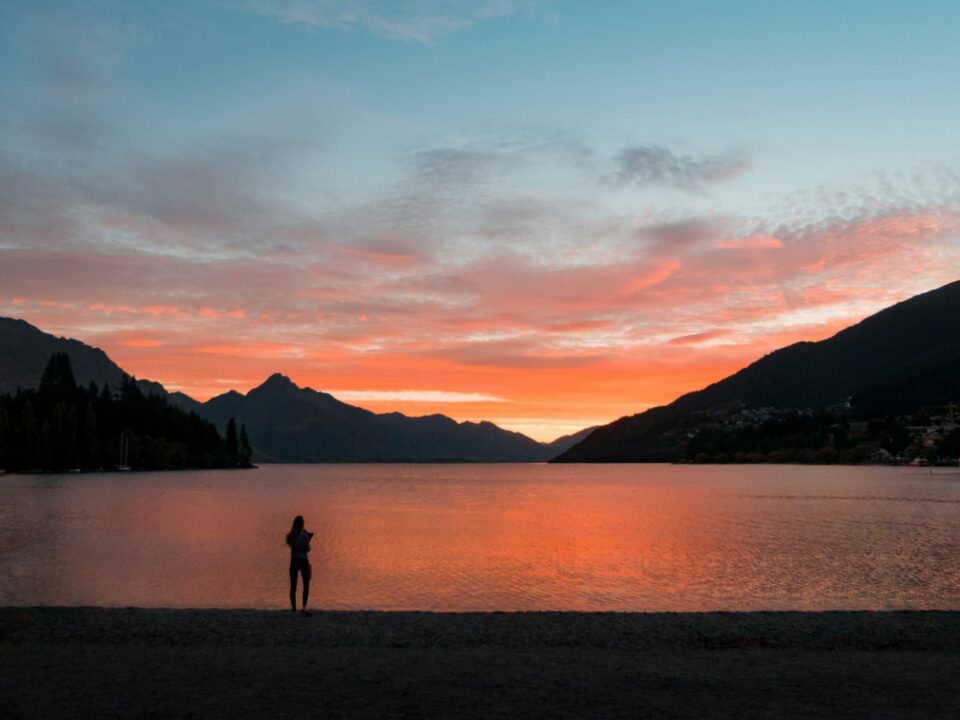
[{"left": 2, "top": 608, "right": 959, "bottom": 718}]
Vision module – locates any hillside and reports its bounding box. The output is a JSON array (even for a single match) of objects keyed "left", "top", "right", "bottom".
[
  {"left": 0, "top": 317, "right": 166, "bottom": 396},
  {"left": 555, "top": 280, "right": 960, "bottom": 462}
]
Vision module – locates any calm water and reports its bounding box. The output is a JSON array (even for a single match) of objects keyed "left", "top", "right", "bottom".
[{"left": 2, "top": 463, "right": 959, "bottom": 611}]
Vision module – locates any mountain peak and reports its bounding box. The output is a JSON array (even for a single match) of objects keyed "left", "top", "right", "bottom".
[{"left": 250, "top": 372, "right": 300, "bottom": 396}]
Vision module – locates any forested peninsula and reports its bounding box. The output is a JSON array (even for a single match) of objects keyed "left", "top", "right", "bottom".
[{"left": 0, "top": 353, "right": 253, "bottom": 473}]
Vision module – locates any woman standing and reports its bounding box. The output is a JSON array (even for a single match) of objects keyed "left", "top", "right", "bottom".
[{"left": 286, "top": 515, "right": 313, "bottom": 616}]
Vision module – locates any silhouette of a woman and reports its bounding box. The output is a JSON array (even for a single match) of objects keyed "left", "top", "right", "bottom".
[{"left": 286, "top": 515, "right": 313, "bottom": 616}]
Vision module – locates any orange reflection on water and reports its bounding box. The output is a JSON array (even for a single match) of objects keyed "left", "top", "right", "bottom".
[{"left": 2, "top": 464, "right": 960, "bottom": 611}]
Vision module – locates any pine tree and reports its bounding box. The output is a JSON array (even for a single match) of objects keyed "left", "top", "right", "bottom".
[
  {"left": 39, "top": 353, "right": 77, "bottom": 400},
  {"left": 226, "top": 417, "right": 239, "bottom": 466},
  {"left": 239, "top": 424, "right": 253, "bottom": 468},
  {"left": 81, "top": 403, "right": 98, "bottom": 468},
  {"left": 20, "top": 397, "right": 37, "bottom": 469},
  {"left": 0, "top": 406, "right": 8, "bottom": 469}
]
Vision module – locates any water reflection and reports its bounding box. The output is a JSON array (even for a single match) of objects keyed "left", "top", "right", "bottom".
[{"left": 1, "top": 464, "right": 959, "bottom": 611}]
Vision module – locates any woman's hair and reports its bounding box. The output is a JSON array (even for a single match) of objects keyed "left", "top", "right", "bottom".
[{"left": 286, "top": 515, "right": 304, "bottom": 547}]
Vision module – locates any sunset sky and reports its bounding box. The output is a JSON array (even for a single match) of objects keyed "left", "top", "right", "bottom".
[{"left": 2, "top": 1, "right": 959, "bottom": 441}]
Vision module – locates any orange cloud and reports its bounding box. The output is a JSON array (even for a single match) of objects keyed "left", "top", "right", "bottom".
[
  {"left": 195, "top": 342, "right": 307, "bottom": 358},
  {"left": 122, "top": 339, "right": 164, "bottom": 348},
  {"left": 142, "top": 305, "right": 190, "bottom": 318}
]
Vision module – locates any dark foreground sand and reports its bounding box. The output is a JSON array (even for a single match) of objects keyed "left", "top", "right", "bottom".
[{"left": 2, "top": 608, "right": 960, "bottom": 719}]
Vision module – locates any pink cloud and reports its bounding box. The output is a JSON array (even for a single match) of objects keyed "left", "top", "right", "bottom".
[
  {"left": 142, "top": 305, "right": 189, "bottom": 318},
  {"left": 716, "top": 233, "right": 784, "bottom": 250},
  {"left": 669, "top": 329, "right": 733, "bottom": 345}
]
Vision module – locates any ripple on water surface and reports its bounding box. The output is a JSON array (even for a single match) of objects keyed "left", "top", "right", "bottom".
[{"left": 1, "top": 463, "right": 959, "bottom": 610}]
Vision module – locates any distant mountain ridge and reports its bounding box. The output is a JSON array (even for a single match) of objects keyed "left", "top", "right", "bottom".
[
  {"left": 193, "top": 373, "right": 590, "bottom": 462},
  {"left": 555, "top": 280, "right": 960, "bottom": 462},
  {"left": 0, "top": 317, "right": 589, "bottom": 462}
]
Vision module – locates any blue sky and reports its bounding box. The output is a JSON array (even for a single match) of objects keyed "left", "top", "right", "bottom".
[
  {"left": 2, "top": 0, "right": 959, "bottom": 439},
  {"left": 6, "top": 1, "right": 958, "bottom": 200}
]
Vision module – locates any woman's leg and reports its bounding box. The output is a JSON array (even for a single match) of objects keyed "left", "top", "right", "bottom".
[
  {"left": 289, "top": 565, "right": 298, "bottom": 612},
  {"left": 301, "top": 564, "right": 311, "bottom": 610}
]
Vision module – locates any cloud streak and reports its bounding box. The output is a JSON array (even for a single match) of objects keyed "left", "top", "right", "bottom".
[
  {"left": 253, "top": 0, "right": 543, "bottom": 44},
  {"left": 609, "top": 145, "right": 749, "bottom": 192},
  {"left": 329, "top": 390, "right": 508, "bottom": 403}
]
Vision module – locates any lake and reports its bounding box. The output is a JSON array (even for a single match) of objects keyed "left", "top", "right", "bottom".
[{"left": 2, "top": 463, "right": 959, "bottom": 611}]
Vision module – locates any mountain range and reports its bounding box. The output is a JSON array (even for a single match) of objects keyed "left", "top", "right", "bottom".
[
  {"left": 184, "top": 374, "right": 590, "bottom": 462},
  {"left": 5, "top": 279, "right": 959, "bottom": 465},
  {"left": 555, "top": 279, "right": 960, "bottom": 462},
  {"left": 0, "top": 317, "right": 590, "bottom": 462}
]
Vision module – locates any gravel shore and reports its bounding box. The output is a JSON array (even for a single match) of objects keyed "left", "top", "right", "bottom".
[{"left": 3, "top": 608, "right": 959, "bottom": 718}]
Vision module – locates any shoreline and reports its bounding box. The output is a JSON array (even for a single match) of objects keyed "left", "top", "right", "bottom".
[
  {"left": 3, "top": 608, "right": 959, "bottom": 718},
  {"left": 0, "top": 465, "right": 259, "bottom": 475}
]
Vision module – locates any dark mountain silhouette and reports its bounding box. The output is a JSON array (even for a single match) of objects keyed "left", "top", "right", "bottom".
[
  {"left": 0, "top": 317, "right": 166, "bottom": 397},
  {"left": 197, "top": 373, "right": 583, "bottom": 462},
  {"left": 556, "top": 280, "right": 960, "bottom": 462},
  {"left": 544, "top": 426, "right": 596, "bottom": 455},
  {"left": 168, "top": 391, "right": 203, "bottom": 414},
  {"left": 0, "top": 317, "right": 586, "bottom": 462}
]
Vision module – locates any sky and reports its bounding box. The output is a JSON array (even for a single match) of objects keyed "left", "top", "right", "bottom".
[{"left": 1, "top": 1, "right": 959, "bottom": 441}]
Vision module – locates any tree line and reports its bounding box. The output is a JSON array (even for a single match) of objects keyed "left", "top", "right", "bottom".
[{"left": 0, "top": 353, "right": 253, "bottom": 472}]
